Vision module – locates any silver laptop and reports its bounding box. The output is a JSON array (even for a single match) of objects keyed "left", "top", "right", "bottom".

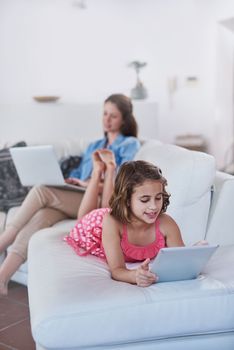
[
  {"left": 10, "top": 145, "right": 85, "bottom": 192},
  {"left": 150, "top": 245, "right": 218, "bottom": 282}
]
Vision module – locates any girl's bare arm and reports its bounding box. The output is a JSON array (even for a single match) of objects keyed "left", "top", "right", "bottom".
[
  {"left": 102, "top": 214, "right": 156, "bottom": 286},
  {"left": 160, "top": 213, "right": 185, "bottom": 247}
]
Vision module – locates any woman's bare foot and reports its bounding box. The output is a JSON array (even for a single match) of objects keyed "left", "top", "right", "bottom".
[
  {"left": 0, "top": 281, "right": 8, "bottom": 296},
  {"left": 98, "top": 149, "right": 116, "bottom": 169}
]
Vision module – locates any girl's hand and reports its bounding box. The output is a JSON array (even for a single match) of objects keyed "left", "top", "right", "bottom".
[
  {"left": 65, "top": 178, "right": 88, "bottom": 188},
  {"left": 135, "top": 258, "right": 158, "bottom": 287},
  {"left": 193, "top": 240, "right": 209, "bottom": 246}
]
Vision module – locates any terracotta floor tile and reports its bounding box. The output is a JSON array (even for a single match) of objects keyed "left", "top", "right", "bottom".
[
  {"left": 0, "top": 318, "right": 35, "bottom": 350},
  {"left": 0, "top": 342, "right": 15, "bottom": 349},
  {"left": 0, "top": 298, "right": 29, "bottom": 330},
  {"left": 0, "top": 341, "right": 17, "bottom": 350},
  {"left": 8, "top": 281, "right": 20, "bottom": 290},
  {"left": 7, "top": 284, "right": 28, "bottom": 306},
  {"left": 0, "top": 282, "right": 35, "bottom": 349}
]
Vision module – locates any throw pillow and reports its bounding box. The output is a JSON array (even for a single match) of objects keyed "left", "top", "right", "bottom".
[
  {"left": 0, "top": 141, "right": 30, "bottom": 212},
  {"left": 60, "top": 155, "right": 82, "bottom": 179}
]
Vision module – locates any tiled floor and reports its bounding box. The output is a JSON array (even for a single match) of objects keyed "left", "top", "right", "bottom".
[{"left": 0, "top": 281, "right": 36, "bottom": 350}]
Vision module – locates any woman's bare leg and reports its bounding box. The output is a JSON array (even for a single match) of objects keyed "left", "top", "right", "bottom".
[
  {"left": 77, "top": 151, "right": 105, "bottom": 219},
  {"left": 0, "top": 252, "right": 24, "bottom": 296},
  {"left": 0, "top": 227, "right": 18, "bottom": 253}
]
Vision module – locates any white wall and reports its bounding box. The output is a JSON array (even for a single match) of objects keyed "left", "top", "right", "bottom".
[
  {"left": 1, "top": 0, "right": 234, "bottom": 168},
  {"left": 215, "top": 25, "right": 234, "bottom": 169},
  {"left": 0, "top": 101, "right": 158, "bottom": 144}
]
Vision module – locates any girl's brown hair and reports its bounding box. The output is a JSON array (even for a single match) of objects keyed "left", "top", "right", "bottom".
[
  {"left": 104, "top": 94, "right": 138, "bottom": 137},
  {"left": 109, "top": 160, "right": 170, "bottom": 223}
]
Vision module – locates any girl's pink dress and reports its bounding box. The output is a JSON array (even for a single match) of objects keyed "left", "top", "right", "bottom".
[{"left": 64, "top": 208, "right": 166, "bottom": 262}]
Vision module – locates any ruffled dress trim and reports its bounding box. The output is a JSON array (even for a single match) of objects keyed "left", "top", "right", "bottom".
[{"left": 120, "top": 220, "right": 166, "bottom": 262}]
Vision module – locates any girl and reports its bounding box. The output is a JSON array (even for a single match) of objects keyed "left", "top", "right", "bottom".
[
  {"left": 65, "top": 156, "right": 185, "bottom": 287},
  {"left": 0, "top": 93, "right": 140, "bottom": 296}
]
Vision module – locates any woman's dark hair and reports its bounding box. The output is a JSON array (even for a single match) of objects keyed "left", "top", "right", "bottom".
[
  {"left": 109, "top": 160, "right": 170, "bottom": 224},
  {"left": 104, "top": 94, "right": 138, "bottom": 137}
]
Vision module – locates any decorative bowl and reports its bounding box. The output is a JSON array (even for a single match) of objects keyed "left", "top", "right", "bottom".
[{"left": 33, "top": 96, "right": 60, "bottom": 103}]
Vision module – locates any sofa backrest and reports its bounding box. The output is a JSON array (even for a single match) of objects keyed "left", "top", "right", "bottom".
[
  {"left": 44, "top": 139, "right": 92, "bottom": 160},
  {"left": 135, "top": 140, "right": 216, "bottom": 245}
]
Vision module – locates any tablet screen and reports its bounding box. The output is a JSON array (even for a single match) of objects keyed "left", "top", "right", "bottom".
[{"left": 150, "top": 245, "right": 218, "bottom": 282}]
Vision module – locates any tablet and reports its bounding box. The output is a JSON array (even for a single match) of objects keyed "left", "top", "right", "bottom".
[{"left": 150, "top": 245, "right": 218, "bottom": 282}]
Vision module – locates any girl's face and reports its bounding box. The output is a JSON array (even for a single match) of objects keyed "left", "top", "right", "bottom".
[
  {"left": 102, "top": 102, "right": 124, "bottom": 134},
  {"left": 130, "top": 180, "right": 164, "bottom": 224}
]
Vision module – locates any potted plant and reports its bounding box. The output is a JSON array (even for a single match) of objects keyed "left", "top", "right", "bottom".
[{"left": 128, "top": 60, "right": 148, "bottom": 99}]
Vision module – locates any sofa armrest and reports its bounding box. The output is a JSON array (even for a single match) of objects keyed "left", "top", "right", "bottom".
[{"left": 206, "top": 171, "right": 234, "bottom": 246}]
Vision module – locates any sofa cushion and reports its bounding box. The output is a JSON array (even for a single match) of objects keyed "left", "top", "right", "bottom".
[
  {"left": 0, "top": 142, "right": 30, "bottom": 212},
  {"left": 135, "top": 141, "right": 216, "bottom": 244},
  {"left": 39, "top": 139, "right": 91, "bottom": 160},
  {"left": 28, "top": 228, "right": 234, "bottom": 349},
  {"left": 59, "top": 155, "right": 82, "bottom": 179}
]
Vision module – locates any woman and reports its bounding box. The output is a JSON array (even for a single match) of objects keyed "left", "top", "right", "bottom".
[{"left": 0, "top": 93, "right": 140, "bottom": 295}]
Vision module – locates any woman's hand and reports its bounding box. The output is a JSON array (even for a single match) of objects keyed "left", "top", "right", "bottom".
[
  {"left": 135, "top": 258, "right": 158, "bottom": 287},
  {"left": 65, "top": 178, "right": 88, "bottom": 188}
]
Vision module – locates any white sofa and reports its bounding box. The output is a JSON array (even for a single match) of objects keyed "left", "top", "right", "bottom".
[
  {"left": 25, "top": 139, "right": 234, "bottom": 350},
  {"left": 0, "top": 138, "right": 91, "bottom": 285},
  {"left": 1, "top": 138, "right": 234, "bottom": 349}
]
